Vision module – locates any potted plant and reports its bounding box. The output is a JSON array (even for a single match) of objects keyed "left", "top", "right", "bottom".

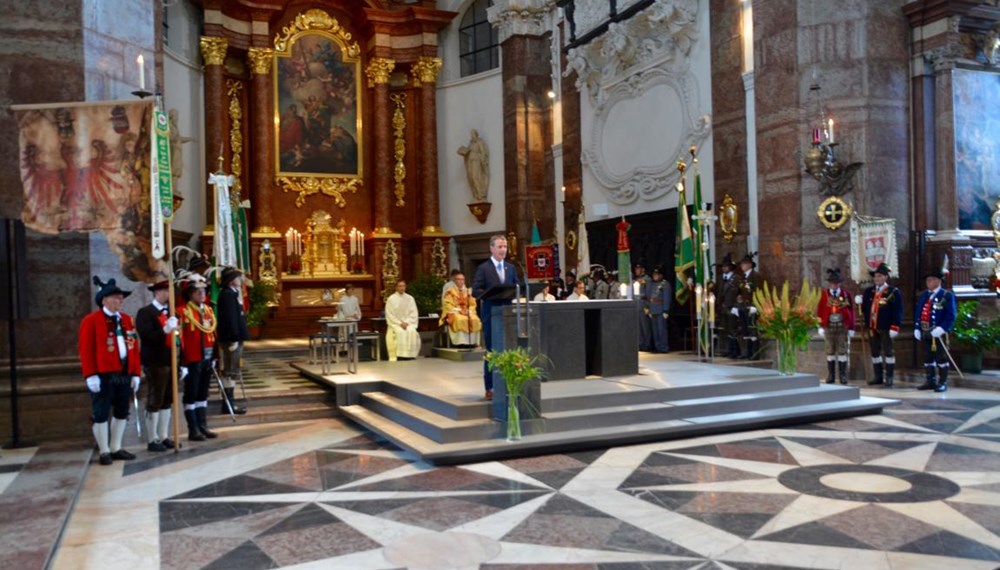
[
  {"left": 485, "top": 346, "right": 544, "bottom": 441},
  {"left": 952, "top": 300, "right": 1000, "bottom": 373},
  {"left": 753, "top": 280, "right": 822, "bottom": 375},
  {"left": 406, "top": 273, "right": 446, "bottom": 316},
  {"left": 246, "top": 280, "right": 277, "bottom": 337}
]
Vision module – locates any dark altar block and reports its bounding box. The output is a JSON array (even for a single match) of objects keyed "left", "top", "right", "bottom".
[{"left": 498, "top": 299, "right": 638, "bottom": 381}]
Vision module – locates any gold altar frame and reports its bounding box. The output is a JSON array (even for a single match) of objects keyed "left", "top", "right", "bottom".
[{"left": 273, "top": 9, "right": 363, "bottom": 207}]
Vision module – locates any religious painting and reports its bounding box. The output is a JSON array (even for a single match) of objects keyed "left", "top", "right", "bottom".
[
  {"left": 274, "top": 26, "right": 362, "bottom": 179},
  {"left": 954, "top": 69, "right": 1000, "bottom": 230}
]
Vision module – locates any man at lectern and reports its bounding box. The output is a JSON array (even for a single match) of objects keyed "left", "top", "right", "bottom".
[{"left": 471, "top": 234, "right": 517, "bottom": 400}]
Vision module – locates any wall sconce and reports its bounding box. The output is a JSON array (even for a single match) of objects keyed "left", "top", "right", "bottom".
[{"left": 803, "top": 84, "right": 862, "bottom": 196}]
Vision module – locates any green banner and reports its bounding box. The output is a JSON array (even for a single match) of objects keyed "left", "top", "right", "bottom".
[{"left": 154, "top": 109, "right": 173, "bottom": 222}]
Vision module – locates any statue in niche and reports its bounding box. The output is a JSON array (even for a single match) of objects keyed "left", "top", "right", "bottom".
[
  {"left": 168, "top": 109, "right": 195, "bottom": 183},
  {"left": 457, "top": 129, "right": 490, "bottom": 203}
]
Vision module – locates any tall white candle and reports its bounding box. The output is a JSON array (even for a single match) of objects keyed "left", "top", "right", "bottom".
[
  {"left": 828, "top": 119, "right": 835, "bottom": 144},
  {"left": 708, "top": 293, "right": 716, "bottom": 323},
  {"left": 285, "top": 229, "right": 292, "bottom": 256},
  {"left": 360, "top": 233, "right": 365, "bottom": 257},
  {"left": 137, "top": 54, "right": 145, "bottom": 91}
]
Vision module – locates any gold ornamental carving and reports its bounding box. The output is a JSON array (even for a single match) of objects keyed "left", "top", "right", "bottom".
[
  {"left": 200, "top": 36, "right": 228, "bottom": 66},
  {"left": 247, "top": 47, "right": 273, "bottom": 75},
  {"left": 719, "top": 194, "right": 738, "bottom": 243},
  {"left": 278, "top": 176, "right": 361, "bottom": 208},
  {"left": 226, "top": 80, "right": 244, "bottom": 200},
  {"left": 411, "top": 57, "right": 442, "bottom": 86},
  {"left": 381, "top": 240, "right": 400, "bottom": 300},
  {"left": 431, "top": 238, "right": 448, "bottom": 280},
  {"left": 273, "top": 9, "right": 360, "bottom": 57},
  {"left": 817, "top": 196, "right": 852, "bottom": 230},
  {"left": 365, "top": 58, "right": 396, "bottom": 87},
  {"left": 390, "top": 92, "right": 407, "bottom": 207},
  {"left": 258, "top": 239, "right": 278, "bottom": 285},
  {"left": 300, "top": 211, "right": 350, "bottom": 276}
]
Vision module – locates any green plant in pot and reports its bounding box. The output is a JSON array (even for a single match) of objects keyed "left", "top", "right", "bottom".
[
  {"left": 246, "top": 280, "right": 277, "bottom": 332},
  {"left": 406, "top": 273, "right": 446, "bottom": 316},
  {"left": 485, "top": 346, "right": 543, "bottom": 441},
  {"left": 952, "top": 300, "right": 1000, "bottom": 373}
]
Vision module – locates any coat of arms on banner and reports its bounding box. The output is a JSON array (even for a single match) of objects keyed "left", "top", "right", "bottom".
[
  {"left": 526, "top": 245, "right": 555, "bottom": 280},
  {"left": 850, "top": 216, "right": 898, "bottom": 283}
]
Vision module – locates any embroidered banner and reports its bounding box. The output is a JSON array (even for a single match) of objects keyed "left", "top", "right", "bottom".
[
  {"left": 850, "top": 216, "right": 898, "bottom": 283},
  {"left": 526, "top": 244, "right": 555, "bottom": 280}
]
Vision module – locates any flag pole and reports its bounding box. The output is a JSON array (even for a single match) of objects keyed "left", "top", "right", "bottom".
[{"left": 167, "top": 224, "right": 181, "bottom": 453}]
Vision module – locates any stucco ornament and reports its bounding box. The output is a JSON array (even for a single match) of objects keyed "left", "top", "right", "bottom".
[{"left": 487, "top": 0, "right": 557, "bottom": 43}]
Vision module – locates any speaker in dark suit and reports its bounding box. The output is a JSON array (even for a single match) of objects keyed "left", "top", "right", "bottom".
[{"left": 471, "top": 235, "right": 517, "bottom": 399}]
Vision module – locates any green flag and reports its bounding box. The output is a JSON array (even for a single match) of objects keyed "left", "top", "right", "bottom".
[
  {"left": 674, "top": 182, "right": 695, "bottom": 304},
  {"left": 692, "top": 171, "right": 706, "bottom": 285},
  {"left": 530, "top": 219, "right": 542, "bottom": 246}
]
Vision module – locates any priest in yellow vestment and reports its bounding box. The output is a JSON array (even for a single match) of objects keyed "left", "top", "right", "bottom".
[{"left": 440, "top": 272, "right": 481, "bottom": 348}]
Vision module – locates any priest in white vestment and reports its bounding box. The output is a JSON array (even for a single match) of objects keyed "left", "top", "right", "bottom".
[{"left": 385, "top": 280, "right": 421, "bottom": 361}]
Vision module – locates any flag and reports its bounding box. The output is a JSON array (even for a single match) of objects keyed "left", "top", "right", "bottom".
[
  {"left": 530, "top": 219, "right": 542, "bottom": 245},
  {"left": 674, "top": 182, "right": 695, "bottom": 304},
  {"left": 692, "top": 170, "right": 705, "bottom": 286},
  {"left": 577, "top": 209, "right": 591, "bottom": 277},
  {"left": 616, "top": 216, "right": 632, "bottom": 288},
  {"left": 526, "top": 245, "right": 555, "bottom": 279}
]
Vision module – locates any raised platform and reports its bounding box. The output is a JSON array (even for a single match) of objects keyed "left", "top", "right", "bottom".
[{"left": 292, "top": 353, "right": 899, "bottom": 465}]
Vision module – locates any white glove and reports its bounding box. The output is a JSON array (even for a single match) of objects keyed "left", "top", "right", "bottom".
[
  {"left": 889, "top": 329, "right": 899, "bottom": 339},
  {"left": 749, "top": 306, "right": 758, "bottom": 315},
  {"left": 130, "top": 376, "right": 141, "bottom": 392},
  {"left": 662, "top": 313, "right": 669, "bottom": 320},
  {"left": 730, "top": 308, "right": 739, "bottom": 316},
  {"left": 854, "top": 294, "right": 863, "bottom": 305},
  {"left": 86, "top": 375, "right": 100, "bottom": 393},
  {"left": 848, "top": 330, "right": 856, "bottom": 338},
  {"left": 931, "top": 326, "right": 945, "bottom": 338},
  {"left": 163, "top": 316, "right": 179, "bottom": 334},
  {"left": 228, "top": 342, "right": 239, "bottom": 352},
  {"left": 817, "top": 327, "right": 825, "bottom": 338},
  {"left": 914, "top": 329, "right": 921, "bottom": 340},
  {"left": 180, "top": 366, "right": 189, "bottom": 380}
]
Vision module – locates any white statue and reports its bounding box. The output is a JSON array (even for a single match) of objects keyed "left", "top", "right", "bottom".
[
  {"left": 168, "top": 109, "right": 195, "bottom": 181},
  {"left": 457, "top": 129, "right": 489, "bottom": 202}
]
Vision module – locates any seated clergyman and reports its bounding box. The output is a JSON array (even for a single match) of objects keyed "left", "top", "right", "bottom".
[{"left": 440, "top": 272, "right": 482, "bottom": 348}]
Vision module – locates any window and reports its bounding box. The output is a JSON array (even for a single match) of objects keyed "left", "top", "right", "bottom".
[{"left": 458, "top": 0, "right": 498, "bottom": 77}]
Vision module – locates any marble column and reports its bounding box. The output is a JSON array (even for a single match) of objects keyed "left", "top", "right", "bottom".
[
  {"left": 247, "top": 47, "right": 278, "bottom": 237},
  {"left": 200, "top": 36, "right": 227, "bottom": 233},
  {"left": 559, "top": 29, "right": 582, "bottom": 273},
  {"left": 411, "top": 57, "right": 449, "bottom": 277},
  {"left": 366, "top": 58, "right": 396, "bottom": 235}
]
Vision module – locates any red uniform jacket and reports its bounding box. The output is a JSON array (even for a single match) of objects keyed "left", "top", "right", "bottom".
[
  {"left": 817, "top": 288, "right": 855, "bottom": 329},
  {"left": 178, "top": 302, "right": 217, "bottom": 364},
  {"left": 78, "top": 309, "right": 141, "bottom": 378}
]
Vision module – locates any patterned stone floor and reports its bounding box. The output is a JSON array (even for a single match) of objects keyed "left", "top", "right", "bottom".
[{"left": 37, "top": 388, "right": 1000, "bottom": 569}]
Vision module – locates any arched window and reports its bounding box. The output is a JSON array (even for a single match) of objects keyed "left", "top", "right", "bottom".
[{"left": 458, "top": 0, "right": 498, "bottom": 77}]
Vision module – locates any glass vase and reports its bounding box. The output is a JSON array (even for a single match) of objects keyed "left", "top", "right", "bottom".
[
  {"left": 775, "top": 336, "right": 798, "bottom": 376},
  {"left": 506, "top": 395, "right": 522, "bottom": 441}
]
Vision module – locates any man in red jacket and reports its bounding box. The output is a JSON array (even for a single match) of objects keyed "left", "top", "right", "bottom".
[
  {"left": 79, "top": 277, "right": 142, "bottom": 465},
  {"left": 817, "top": 268, "right": 856, "bottom": 384}
]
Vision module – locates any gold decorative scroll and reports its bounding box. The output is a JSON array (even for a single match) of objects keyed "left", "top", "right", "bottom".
[
  {"left": 381, "top": 240, "right": 399, "bottom": 300},
  {"left": 278, "top": 176, "right": 361, "bottom": 208},
  {"left": 227, "top": 80, "right": 244, "bottom": 200},
  {"left": 431, "top": 238, "right": 448, "bottom": 279},
  {"left": 365, "top": 58, "right": 395, "bottom": 87},
  {"left": 273, "top": 9, "right": 360, "bottom": 57},
  {"left": 200, "top": 36, "right": 228, "bottom": 66},
  {"left": 390, "top": 92, "right": 406, "bottom": 207},
  {"left": 411, "top": 56, "right": 442, "bottom": 86},
  {"left": 247, "top": 47, "right": 273, "bottom": 75},
  {"left": 720, "top": 194, "right": 738, "bottom": 243}
]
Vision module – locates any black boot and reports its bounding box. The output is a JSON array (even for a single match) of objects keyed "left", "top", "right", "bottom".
[
  {"left": 885, "top": 363, "right": 894, "bottom": 387},
  {"left": 727, "top": 338, "right": 739, "bottom": 359},
  {"left": 196, "top": 407, "right": 218, "bottom": 439},
  {"left": 917, "top": 365, "right": 937, "bottom": 390},
  {"left": 738, "top": 338, "right": 750, "bottom": 359},
  {"left": 185, "top": 409, "right": 205, "bottom": 441},
  {"left": 838, "top": 361, "right": 848, "bottom": 384},
  {"left": 220, "top": 386, "right": 247, "bottom": 415},
  {"left": 934, "top": 367, "right": 948, "bottom": 392},
  {"left": 868, "top": 363, "right": 884, "bottom": 386},
  {"left": 825, "top": 361, "right": 836, "bottom": 384}
]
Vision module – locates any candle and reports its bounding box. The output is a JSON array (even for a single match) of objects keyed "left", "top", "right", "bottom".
[
  {"left": 349, "top": 228, "right": 356, "bottom": 256},
  {"left": 137, "top": 54, "right": 145, "bottom": 91},
  {"left": 632, "top": 281, "right": 641, "bottom": 296},
  {"left": 285, "top": 229, "right": 293, "bottom": 256},
  {"left": 695, "top": 284, "right": 703, "bottom": 316},
  {"left": 360, "top": 232, "right": 365, "bottom": 257},
  {"left": 708, "top": 293, "right": 716, "bottom": 323},
  {"left": 618, "top": 283, "right": 627, "bottom": 298},
  {"left": 296, "top": 231, "right": 302, "bottom": 256},
  {"left": 828, "top": 119, "right": 835, "bottom": 144},
  {"left": 812, "top": 128, "right": 821, "bottom": 144}
]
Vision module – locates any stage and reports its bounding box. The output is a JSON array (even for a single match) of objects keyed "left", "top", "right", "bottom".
[{"left": 293, "top": 353, "right": 898, "bottom": 465}]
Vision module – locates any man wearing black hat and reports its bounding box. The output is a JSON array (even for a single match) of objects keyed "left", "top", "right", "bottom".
[
  {"left": 915, "top": 268, "right": 957, "bottom": 392},
  {"left": 178, "top": 276, "right": 219, "bottom": 441},
  {"left": 734, "top": 253, "right": 764, "bottom": 359},
  {"left": 79, "top": 277, "right": 141, "bottom": 465},
  {"left": 633, "top": 264, "right": 653, "bottom": 351},
  {"left": 817, "top": 269, "right": 856, "bottom": 384},
  {"left": 857, "top": 263, "right": 903, "bottom": 387},
  {"left": 717, "top": 254, "right": 740, "bottom": 358},
  {"left": 216, "top": 267, "right": 249, "bottom": 413},
  {"left": 647, "top": 266, "right": 672, "bottom": 353},
  {"left": 136, "top": 280, "right": 182, "bottom": 451}
]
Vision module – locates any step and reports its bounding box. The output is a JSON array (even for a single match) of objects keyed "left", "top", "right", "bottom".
[
  {"left": 361, "top": 392, "right": 498, "bottom": 443},
  {"left": 432, "top": 347, "right": 486, "bottom": 362},
  {"left": 381, "top": 382, "right": 492, "bottom": 421},
  {"left": 205, "top": 400, "right": 339, "bottom": 428},
  {"left": 340, "top": 396, "right": 897, "bottom": 466}
]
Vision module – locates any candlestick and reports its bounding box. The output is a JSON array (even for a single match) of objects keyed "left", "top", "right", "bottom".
[
  {"left": 137, "top": 54, "right": 145, "bottom": 91},
  {"left": 828, "top": 119, "right": 835, "bottom": 144}
]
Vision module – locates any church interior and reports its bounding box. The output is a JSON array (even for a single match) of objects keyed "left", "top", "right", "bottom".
[{"left": 1, "top": 1, "right": 1000, "bottom": 568}]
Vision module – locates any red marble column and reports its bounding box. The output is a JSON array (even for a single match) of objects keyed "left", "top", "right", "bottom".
[
  {"left": 412, "top": 57, "right": 443, "bottom": 233},
  {"left": 247, "top": 47, "right": 277, "bottom": 236},
  {"left": 366, "top": 58, "right": 396, "bottom": 235},
  {"left": 200, "top": 36, "right": 227, "bottom": 232}
]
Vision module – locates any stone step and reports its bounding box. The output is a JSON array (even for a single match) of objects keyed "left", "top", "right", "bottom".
[{"left": 360, "top": 392, "right": 498, "bottom": 443}]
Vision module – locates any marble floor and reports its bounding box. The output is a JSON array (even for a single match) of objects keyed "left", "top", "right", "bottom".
[{"left": 6, "top": 386, "right": 998, "bottom": 570}]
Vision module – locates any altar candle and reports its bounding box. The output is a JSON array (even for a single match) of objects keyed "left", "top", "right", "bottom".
[
  {"left": 137, "top": 54, "right": 145, "bottom": 91},
  {"left": 708, "top": 293, "right": 716, "bottom": 323},
  {"left": 350, "top": 228, "right": 357, "bottom": 256},
  {"left": 296, "top": 231, "right": 302, "bottom": 256},
  {"left": 360, "top": 233, "right": 365, "bottom": 257},
  {"left": 285, "top": 229, "right": 293, "bottom": 256},
  {"left": 695, "top": 284, "right": 703, "bottom": 316},
  {"left": 828, "top": 119, "right": 835, "bottom": 144}
]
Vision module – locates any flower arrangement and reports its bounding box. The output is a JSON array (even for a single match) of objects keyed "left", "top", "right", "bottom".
[
  {"left": 485, "top": 346, "right": 544, "bottom": 441},
  {"left": 752, "top": 280, "right": 822, "bottom": 375}
]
